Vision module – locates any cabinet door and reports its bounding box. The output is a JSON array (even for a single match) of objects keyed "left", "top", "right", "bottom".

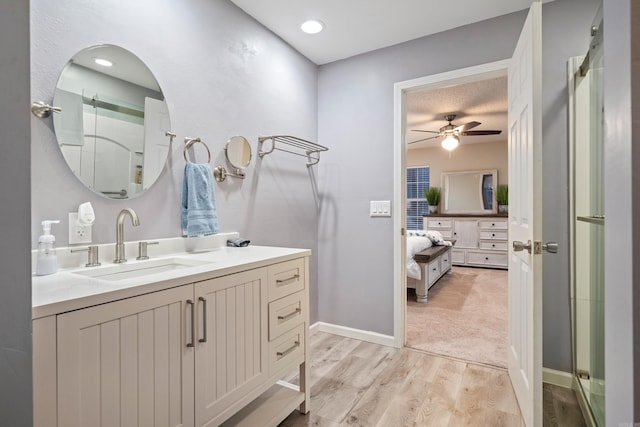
[
  {"left": 57, "top": 285, "right": 195, "bottom": 427},
  {"left": 194, "top": 267, "right": 268, "bottom": 426},
  {"left": 453, "top": 220, "right": 479, "bottom": 249}
]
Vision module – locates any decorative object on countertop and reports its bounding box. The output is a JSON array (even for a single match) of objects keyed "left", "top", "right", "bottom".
[
  {"left": 182, "top": 163, "right": 219, "bottom": 237},
  {"left": 36, "top": 220, "right": 60, "bottom": 276},
  {"left": 227, "top": 238, "right": 250, "bottom": 247},
  {"left": 258, "top": 134, "right": 328, "bottom": 166},
  {"left": 214, "top": 135, "right": 252, "bottom": 182},
  {"left": 497, "top": 184, "right": 509, "bottom": 214},
  {"left": 424, "top": 187, "right": 442, "bottom": 214}
]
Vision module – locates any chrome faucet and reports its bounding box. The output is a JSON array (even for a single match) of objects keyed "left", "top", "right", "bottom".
[{"left": 114, "top": 208, "right": 140, "bottom": 263}]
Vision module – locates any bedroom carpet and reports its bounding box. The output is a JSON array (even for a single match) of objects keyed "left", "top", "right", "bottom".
[{"left": 406, "top": 266, "right": 508, "bottom": 368}]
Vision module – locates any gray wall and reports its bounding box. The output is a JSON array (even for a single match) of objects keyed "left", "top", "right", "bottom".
[
  {"left": 603, "top": 0, "right": 638, "bottom": 422},
  {"left": 0, "top": 1, "right": 33, "bottom": 425},
  {"left": 317, "top": 0, "right": 599, "bottom": 371},
  {"left": 30, "top": 0, "right": 321, "bottom": 321}
]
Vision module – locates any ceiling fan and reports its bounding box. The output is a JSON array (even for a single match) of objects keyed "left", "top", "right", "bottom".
[{"left": 409, "top": 114, "right": 502, "bottom": 150}]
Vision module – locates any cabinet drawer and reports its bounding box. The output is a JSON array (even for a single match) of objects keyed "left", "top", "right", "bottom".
[
  {"left": 268, "top": 258, "right": 305, "bottom": 301},
  {"left": 479, "top": 230, "right": 508, "bottom": 241},
  {"left": 441, "top": 250, "right": 451, "bottom": 272},
  {"left": 479, "top": 241, "right": 509, "bottom": 251},
  {"left": 467, "top": 251, "right": 508, "bottom": 267},
  {"left": 427, "top": 219, "right": 452, "bottom": 229},
  {"left": 269, "top": 324, "right": 304, "bottom": 375},
  {"left": 268, "top": 292, "right": 305, "bottom": 340},
  {"left": 427, "top": 260, "right": 441, "bottom": 285},
  {"left": 451, "top": 249, "right": 465, "bottom": 264},
  {"left": 478, "top": 220, "right": 507, "bottom": 230}
]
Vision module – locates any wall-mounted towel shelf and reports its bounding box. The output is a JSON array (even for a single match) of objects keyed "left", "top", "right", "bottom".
[{"left": 258, "top": 135, "right": 328, "bottom": 167}]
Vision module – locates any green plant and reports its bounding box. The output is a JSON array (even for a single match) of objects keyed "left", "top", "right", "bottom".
[
  {"left": 424, "top": 187, "right": 441, "bottom": 206},
  {"left": 496, "top": 184, "right": 509, "bottom": 205}
]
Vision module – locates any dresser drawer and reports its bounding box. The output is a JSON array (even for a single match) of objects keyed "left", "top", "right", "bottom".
[
  {"left": 478, "top": 220, "right": 507, "bottom": 230},
  {"left": 440, "top": 250, "right": 451, "bottom": 272},
  {"left": 479, "top": 241, "right": 509, "bottom": 251},
  {"left": 467, "top": 251, "right": 508, "bottom": 267},
  {"left": 268, "top": 258, "right": 305, "bottom": 301},
  {"left": 427, "top": 219, "right": 452, "bottom": 229},
  {"left": 269, "top": 324, "right": 304, "bottom": 375},
  {"left": 479, "top": 230, "right": 508, "bottom": 241},
  {"left": 451, "top": 249, "right": 466, "bottom": 264},
  {"left": 268, "top": 292, "right": 305, "bottom": 340}
]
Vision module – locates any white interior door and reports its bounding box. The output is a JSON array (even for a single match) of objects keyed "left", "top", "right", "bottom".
[{"left": 507, "top": 2, "right": 542, "bottom": 426}]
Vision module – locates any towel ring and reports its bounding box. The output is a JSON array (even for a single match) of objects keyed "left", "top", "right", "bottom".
[{"left": 183, "top": 137, "right": 211, "bottom": 163}]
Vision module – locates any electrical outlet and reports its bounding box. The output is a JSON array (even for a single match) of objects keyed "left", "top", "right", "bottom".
[{"left": 69, "top": 212, "right": 92, "bottom": 244}]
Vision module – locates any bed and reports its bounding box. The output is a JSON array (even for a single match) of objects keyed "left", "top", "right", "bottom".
[{"left": 406, "top": 230, "right": 453, "bottom": 303}]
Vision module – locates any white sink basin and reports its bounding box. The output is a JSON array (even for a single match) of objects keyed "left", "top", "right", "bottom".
[{"left": 72, "top": 257, "right": 210, "bottom": 282}]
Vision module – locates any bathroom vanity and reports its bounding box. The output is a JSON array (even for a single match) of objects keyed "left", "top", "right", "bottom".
[{"left": 32, "top": 240, "right": 310, "bottom": 427}]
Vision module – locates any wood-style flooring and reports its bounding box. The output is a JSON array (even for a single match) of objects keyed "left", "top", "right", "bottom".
[
  {"left": 279, "top": 331, "right": 523, "bottom": 426},
  {"left": 279, "top": 331, "right": 587, "bottom": 427}
]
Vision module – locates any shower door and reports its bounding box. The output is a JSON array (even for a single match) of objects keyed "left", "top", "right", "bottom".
[{"left": 570, "top": 17, "right": 605, "bottom": 426}]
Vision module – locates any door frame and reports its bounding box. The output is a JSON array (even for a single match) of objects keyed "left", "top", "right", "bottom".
[{"left": 392, "top": 59, "right": 510, "bottom": 348}]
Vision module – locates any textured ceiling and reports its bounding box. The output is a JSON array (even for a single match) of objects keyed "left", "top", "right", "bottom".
[
  {"left": 229, "top": 0, "right": 544, "bottom": 64},
  {"left": 406, "top": 76, "right": 508, "bottom": 149}
]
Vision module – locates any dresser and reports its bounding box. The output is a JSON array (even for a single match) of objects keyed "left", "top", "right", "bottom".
[{"left": 425, "top": 216, "right": 508, "bottom": 269}]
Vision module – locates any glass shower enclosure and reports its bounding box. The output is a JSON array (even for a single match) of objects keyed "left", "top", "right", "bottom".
[{"left": 569, "top": 11, "right": 605, "bottom": 426}]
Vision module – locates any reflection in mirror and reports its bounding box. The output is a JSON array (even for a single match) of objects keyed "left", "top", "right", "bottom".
[
  {"left": 53, "top": 44, "right": 171, "bottom": 199},
  {"left": 225, "top": 136, "right": 252, "bottom": 170},
  {"left": 442, "top": 170, "right": 498, "bottom": 214}
]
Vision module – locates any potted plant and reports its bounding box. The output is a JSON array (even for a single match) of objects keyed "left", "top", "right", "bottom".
[
  {"left": 424, "top": 187, "right": 442, "bottom": 214},
  {"left": 496, "top": 184, "right": 509, "bottom": 214}
]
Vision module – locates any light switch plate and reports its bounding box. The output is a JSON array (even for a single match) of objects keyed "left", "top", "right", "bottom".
[
  {"left": 370, "top": 200, "right": 391, "bottom": 217},
  {"left": 68, "top": 212, "right": 92, "bottom": 244}
]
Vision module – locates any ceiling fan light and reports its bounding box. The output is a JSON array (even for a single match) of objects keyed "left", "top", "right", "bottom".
[{"left": 441, "top": 135, "right": 459, "bottom": 151}]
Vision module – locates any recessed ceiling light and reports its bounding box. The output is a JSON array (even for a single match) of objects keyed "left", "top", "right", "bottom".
[
  {"left": 301, "top": 20, "right": 324, "bottom": 34},
  {"left": 94, "top": 58, "right": 113, "bottom": 67}
]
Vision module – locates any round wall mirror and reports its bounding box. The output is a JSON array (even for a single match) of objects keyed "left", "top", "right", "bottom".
[
  {"left": 52, "top": 44, "right": 172, "bottom": 199},
  {"left": 225, "top": 136, "right": 252, "bottom": 170}
]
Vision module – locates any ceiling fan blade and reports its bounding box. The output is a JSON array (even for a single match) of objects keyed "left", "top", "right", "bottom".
[
  {"left": 454, "top": 121, "right": 481, "bottom": 133},
  {"left": 411, "top": 129, "right": 439, "bottom": 133},
  {"left": 461, "top": 130, "right": 503, "bottom": 136},
  {"left": 408, "top": 135, "right": 440, "bottom": 144}
]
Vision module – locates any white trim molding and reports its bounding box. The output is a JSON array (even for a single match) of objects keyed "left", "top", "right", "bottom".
[
  {"left": 311, "top": 321, "right": 396, "bottom": 347},
  {"left": 542, "top": 367, "right": 574, "bottom": 388}
]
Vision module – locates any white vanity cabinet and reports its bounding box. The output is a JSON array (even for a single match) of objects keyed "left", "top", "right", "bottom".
[
  {"left": 426, "top": 216, "right": 508, "bottom": 269},
  {"left": 33, "top": 253, "right": 310, "bottom": 427}
]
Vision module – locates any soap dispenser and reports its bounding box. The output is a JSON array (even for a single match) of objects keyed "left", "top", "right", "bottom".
[{"left": 36, "top": 220, "right": 60, "bottom": 276}]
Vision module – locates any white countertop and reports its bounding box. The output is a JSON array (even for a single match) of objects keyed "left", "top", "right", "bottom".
[{"left": 32, "top": 244, "right": 310, "bottom": 319}]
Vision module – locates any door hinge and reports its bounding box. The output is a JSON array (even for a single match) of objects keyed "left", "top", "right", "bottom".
[{"left": 401, "top": 228, "right": 405, "bottom": 236}]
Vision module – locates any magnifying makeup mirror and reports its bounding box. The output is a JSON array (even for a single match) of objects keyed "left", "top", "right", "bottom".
[{"left": 213, "top": 136, "right": 252, "bottom": 182}]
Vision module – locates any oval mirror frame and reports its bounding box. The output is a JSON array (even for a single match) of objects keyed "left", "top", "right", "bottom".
[
  {"left": 52, "top": 44, "right": 171, "bottom": 199},
  {"left": 225, "top": 136, "right": 252, "bottom": 170}
]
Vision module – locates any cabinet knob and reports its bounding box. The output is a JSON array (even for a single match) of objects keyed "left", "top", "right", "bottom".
[
  {"left": 492, "top": 233, "right": 495, "bottom": 237},
  {"left": 492, "top": 223, "right": 495, "bottom": 226},
  {"left": 485, "top": 257, "right": 489, "bottom": 261}
]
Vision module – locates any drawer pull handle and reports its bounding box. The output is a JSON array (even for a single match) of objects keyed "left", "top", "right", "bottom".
[
  {"left": 186, "top": 299, "right": 195, "bottom": 348},
  {"left": 277, "top": 341, "right": 300, "bottom": 359},
  {"left": 199, "top": 296, "right": 208, "bottom": 343},
  {"left": 492, "top": 233, "right": 495, "bottom": 237},
  {"left": 276, "top": 274, "right": 300, "bottom": 284},
  {"left": 278, "top": 307, "right": 302, "bottom": 321}
]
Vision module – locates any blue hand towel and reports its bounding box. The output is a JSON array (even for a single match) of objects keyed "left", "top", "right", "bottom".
[{"left": 181, "top": 163, "right": 219, "bottom": 237}]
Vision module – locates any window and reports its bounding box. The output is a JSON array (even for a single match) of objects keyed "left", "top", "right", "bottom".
[{"left": 407, "top": 166, "right": 430, "bottom": 230}]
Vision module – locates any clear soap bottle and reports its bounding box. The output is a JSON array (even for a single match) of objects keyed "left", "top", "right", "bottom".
[{"left": 36, "top": 220, "right": 60, "bottom": 276}]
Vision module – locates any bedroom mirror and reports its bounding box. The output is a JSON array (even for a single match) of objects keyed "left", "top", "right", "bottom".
[
  {"left": 52, "top": 44, "right": 172, "bottom": 199},
  {"left": 442, "top": 169, "right": 497, "bottom": 214}
]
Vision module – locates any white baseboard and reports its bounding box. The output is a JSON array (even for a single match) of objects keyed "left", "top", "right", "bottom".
[
  {"left": 542, "top": 367, "right": 574, "bottom": 388},
  {"left": 311, "top": 321, "right": 395, "bottom": 347}
]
